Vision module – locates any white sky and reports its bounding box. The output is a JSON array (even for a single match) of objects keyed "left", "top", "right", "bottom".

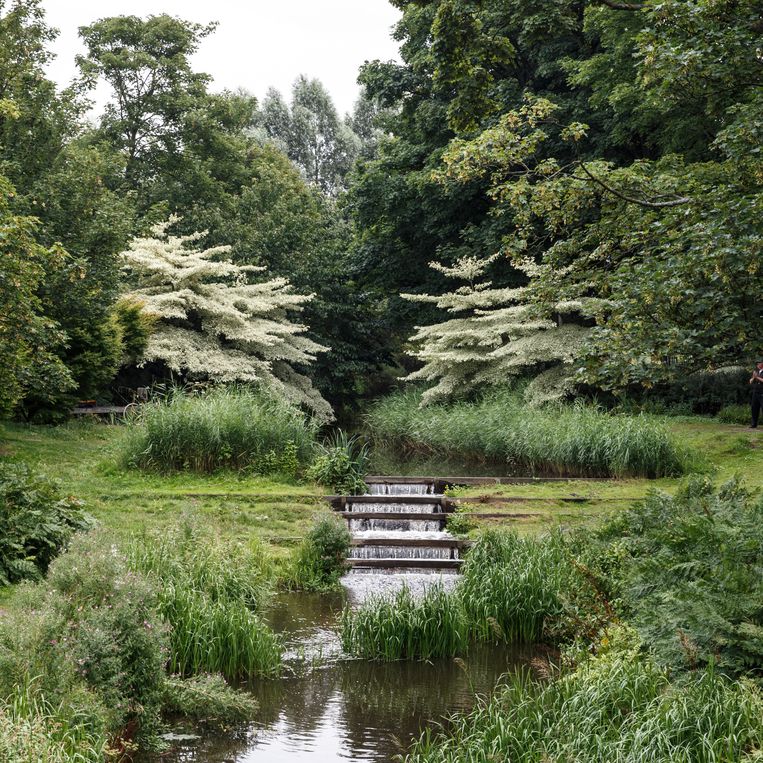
[{"left": 41, "top": 0, "right": 402, "bottom": 117}]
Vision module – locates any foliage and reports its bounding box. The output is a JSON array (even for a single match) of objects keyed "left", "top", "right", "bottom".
[
  {"left": 257, "top": 77, "right": 361, "bottom": 195},
  {"left": 161, "top": 673, "right": 257, "bottom": 726},
  {"left": 402, "top": 253, "right": 592, "bottom": 405},
  {"left": 0, "top": 462, "right": 91, "bottom": 585},
  {"left": 307, "top": 430, "right": 369, "bottom": 494},
  {"left": 459, "top": 530, "right": 599, "bottom": 646},
  {"left": 127, "top": 523, "right": 282, "bottom": 680},
  {"left": 716, "top": 404, "right": 750, "bottom": 426},
  {"left": 119, "top": 387, "right": 317, "bottom": 475},
  {"left": 290, "top": 517, "right": 351, "bottom": 592},
  {"left": 341, "top": 583, "right": 468, "bottom": 661},
  {"left": 366, "top": 389, "right": 693, "bottom": 478},
  {"left": 0, "top": 680, "right": 107, "bottom": 763},
  {"left": 601, "top": 477, "right": 763, "bottom": 678},
  {"left": 404, "top": 629, "right": 763, "bottom": 763},
  {"left": 121, "top": 218, "right": 332, "bottom": 421},
  {"left": 0, "top": 174, "right": 73, "bottom": 418}
]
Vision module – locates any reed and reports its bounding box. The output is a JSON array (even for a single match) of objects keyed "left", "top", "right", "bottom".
[
  {"left": 120, "top": 386, "right": 317, "bottom": 474},
  {"left": 366, "top": 389, "right": 694, "bottom": 478},
  {"left": 459, "top": 530, "right": 573, "bottom": 645},
  {"left": 0, "top": 681, "right": 107, "bottom": 763},
  {"left": 127, "top": 526, "right": 282, "bottom": 680},
  {"left": 405, "top": 640, "right": 763, "bottom": 762},
  {"left": 341, "top": 584, "right": 469, "bottom": 661}
]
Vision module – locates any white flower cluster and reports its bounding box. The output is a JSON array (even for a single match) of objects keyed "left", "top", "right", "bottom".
[
  {"left": 402, "top": 254, "right": 593, "bottom": 406},
  {"left": 122, "top": 218, "right": 333, "bottom": 421}
]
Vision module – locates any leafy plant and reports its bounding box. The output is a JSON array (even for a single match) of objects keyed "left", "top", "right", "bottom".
[
  {"left": 600, "top": 477, "right": 763, "bottom": 678},
  {"left": 290, "top": 517, "right": 351, "bottom": 591},
  {"left": 716, "top": 404, "right": 750, "bottom": 425},
  {"left": 161, "top": 674, "right": 257, "bottom": 725},
  {"left": 307, "top": 430, "right": 370, "bottom": 494},
  {"left": 0, "top": 462, "right": 91, "bottom": 585}
]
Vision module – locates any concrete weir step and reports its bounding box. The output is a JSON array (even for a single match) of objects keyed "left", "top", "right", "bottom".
[
  {"left": 350, "top": 537, "right": 470, "bottom": 549},
  {"left": 346, "top": 558, "right": 463, "bottom": 569}
]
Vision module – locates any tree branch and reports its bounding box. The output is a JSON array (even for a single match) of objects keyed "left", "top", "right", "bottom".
[{"left": 578, "top": 161, "right": 691, "bottom": 208}]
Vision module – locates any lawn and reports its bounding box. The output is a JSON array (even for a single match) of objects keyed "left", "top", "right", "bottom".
[{"left": 1, "top": 416, "right": 760, "bottom": 548}]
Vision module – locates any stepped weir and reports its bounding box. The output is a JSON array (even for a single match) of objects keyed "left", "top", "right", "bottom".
[{"left": 329, "top": 477, "right": 469, "bottom": 572}]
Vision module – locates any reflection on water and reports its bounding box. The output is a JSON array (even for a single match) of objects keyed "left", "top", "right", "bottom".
[{"left": 147, "top": 591, "right": 539, "bottom": 763}]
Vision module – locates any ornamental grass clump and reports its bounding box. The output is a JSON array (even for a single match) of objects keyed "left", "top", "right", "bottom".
[
  {"left": 120, "top": 386, "right": 317, "bottom": 474},
  {"left": 341, "top": 584, "right": 469, "bottom": 661},
  {"left": 366, "top": 389, "right": 693, "bottom": 477}
]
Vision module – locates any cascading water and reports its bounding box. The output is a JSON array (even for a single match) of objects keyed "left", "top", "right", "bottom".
[{"left": 339, "top": 480, "right": 465, "bottom": 601}]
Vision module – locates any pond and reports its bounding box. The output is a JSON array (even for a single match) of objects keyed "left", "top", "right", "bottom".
[{"left": 153, "top": 587, "right": 542, "bottom": 762}]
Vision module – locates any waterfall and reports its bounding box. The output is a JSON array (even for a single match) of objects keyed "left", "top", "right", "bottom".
[
  {"left": 366, "top": 482, "right": 434, "bottom": 496},
  {"left": 346, "top": 501, "right": 440, "bottom": 514},
  {"left": 349, "top": 518, "right": 444, "bottom": 533}
]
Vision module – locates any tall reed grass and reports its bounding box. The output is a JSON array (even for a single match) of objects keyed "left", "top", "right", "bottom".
[
  {"left": 127, "top": 526, "right": 282, "bottom": 679},
  {"left": 405, "top": 634, "right": 763, "bottom": 762},
  {"left": 459, "top": 530, "right": 575, "bottom": 644},
  {"left": 366, "top": 389, "right": 695, "bottom": 477},
  {"left": 120, "top": 387, "right": 317, "bottom": 474},
  {"left": 341, "top": 584, "right": 468, "bottom": 660}
]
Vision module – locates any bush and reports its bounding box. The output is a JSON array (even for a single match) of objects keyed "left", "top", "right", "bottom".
[
  {"left": 600, "top": 477, "right": 763, "bottom": 678},
  {"left": 119, "top": 387, "right": 317, "bottom": 474},
  {"left": 366, "top": 389, "right": 694, "bottom": 478},
  {"left": 341, "top": 584, "right": 469, "bottom": 661},
  {"left": 0, "top": 462, "right": 91, "bottom": 585},
  {"left": 404, "top": 629, "right": 763, "bottom": 763},
  {"left": 127, "top": 525, "right": 282, "bottom": 680},
  {"left": 716, "top": 403, "right": 750, "bottom": 425},
  {"left": 307, "top": 429, "right": 369, "bottom": 494},
  {"left": 290, "top": 517, "right": 351, "bottom": 591},
  {"left": 161, "top": 674, "right": 257, "bottom": 725}
]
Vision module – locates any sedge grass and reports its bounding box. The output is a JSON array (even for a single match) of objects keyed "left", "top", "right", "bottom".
[
  {"left": 366, "top": 389, "right": 695, "bottom": 478},
  {"left": 127, "top": 525, "right": 282, "bottom": 679},
  {"left": 120, "top": 387, "right": 316, "bottom": 474},
  {"left": 341, "top": 584, "right": 469, "bottom": 661},
  {"left": 404, "top": 637, "right": 763, "bottom": 763}
]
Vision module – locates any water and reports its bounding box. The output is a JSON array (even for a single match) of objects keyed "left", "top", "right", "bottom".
[
  {"left": 153, "top": 592, "right": 540, "bottom": 763},
  {"left": 346, "top": 501, "right": 441, "bottom": 514},
  {"left": 366, "top": 483, "right": 434, "bottom": 496},
  {"left": 348, "top": 518, "right": 444, "bottom": 533}
]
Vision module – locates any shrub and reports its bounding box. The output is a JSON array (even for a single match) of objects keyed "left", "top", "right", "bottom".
[
  {"left": 600, "top": 477, "right": 763, "bottom": 678},
  {"left": 341, "top": 584, "right": 469, "bottom": 661},
  {"left": 716, "top": 403, "right": 750, "bottom": 425},
  {"left": 307, "top": 430, "right": 370, "bottom": 494},
  {"left": 0, "top": 462, "right": 91, "bottom": 585},
  {"left": 366, "top": 388, "right": 694, "bottom": 478},
  {"left": 161, "top": 674, "right": 257, "bottom": 725},
  {"left": 119, "top": 386, "right": 317, "bottom": 474},
  {"left": 127, "top": 525, "right": 282, "bottom": 679},
  {"left": 404, "top": 629, "right": 763, "bottom": 763},
  {"left": 290, "top": 517, "right": 351, "bottom": 592}
]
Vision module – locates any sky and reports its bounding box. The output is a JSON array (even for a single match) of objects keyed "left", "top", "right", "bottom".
[{"left": 41, "top": 0, "right": 403, "bottom": 117}]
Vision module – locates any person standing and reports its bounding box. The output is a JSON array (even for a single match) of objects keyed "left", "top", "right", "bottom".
[{"left": 750, "top": 359, "right": 763, "bottom": 428}]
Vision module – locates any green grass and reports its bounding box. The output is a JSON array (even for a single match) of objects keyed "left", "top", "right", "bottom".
[
  {"left": 367, "top": 389, "right": 697, "bottom": 478},
  {"left": 120, "top": 387, "right": 317, "bottom": 474},
  {"left": 404, "top": 632, "right": 763, "bottom": 763},
  {"left": 341, "top": 584, "right": 469, "bottom": 661}
]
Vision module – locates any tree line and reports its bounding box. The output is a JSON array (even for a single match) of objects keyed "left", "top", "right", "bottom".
[{"left": 1, "top": 0, "right": 760, "bottom": 423}]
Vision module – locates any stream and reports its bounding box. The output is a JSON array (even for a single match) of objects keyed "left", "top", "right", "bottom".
[{"left": 156, "top": 590, "right": 539, "bottom": 762}]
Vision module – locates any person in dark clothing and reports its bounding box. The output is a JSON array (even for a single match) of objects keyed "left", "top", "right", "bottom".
[{"left": 750, "top": 360, "right": 763, "bottom": 428}]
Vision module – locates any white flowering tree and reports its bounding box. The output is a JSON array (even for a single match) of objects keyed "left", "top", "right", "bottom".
[
  {"left": 121, "top": 218, "right": 333, "bottom": 421},
  {"left": 402, "top": 255, "right": 594, "bottom": 406}
]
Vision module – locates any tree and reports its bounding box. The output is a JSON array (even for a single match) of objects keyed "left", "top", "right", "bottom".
[
  {"left": 257, "top": 77, "right": 361, "bottom": 195},
  {"left": 402, "top": 254, "right": 592, "bottom": 406},
  {"left": 0, "top": 174, "right": 73, "bottom": 418},
  {"left": 121, "top": 219, "right": 333, "bottom": 422},
  {"left": 77, "top": 14, "right": 217, "bottom": 190}
]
